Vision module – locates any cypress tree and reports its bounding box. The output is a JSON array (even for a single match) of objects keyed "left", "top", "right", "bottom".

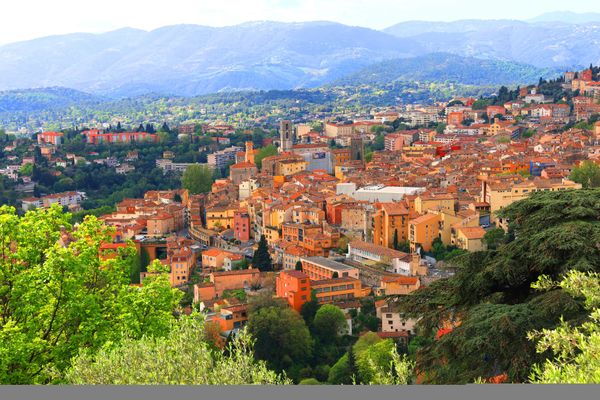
[
  {"left": 295, "top": 260, "right": 303, "bottom": 271},
  {"left": 252, "top": 235, "right": 272, "bottom": 272},
  {"left": 393, "top": 229, "right": 399, "bottom": 250},
  {"left": 348, "top": 345, "right": 359, "bottom": 384}
]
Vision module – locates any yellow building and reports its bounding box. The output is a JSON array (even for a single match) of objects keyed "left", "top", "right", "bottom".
[
  {"left": 432, "top": 209, "right": 479, "bottom": 246},
  {"left": 263, "top": 226, "right": 280, "bottom": 246},
  {"left": 481, "top": 177, "right": 582, "bottom": 226},
  {"left": 205, "top": 206, "right": 236, "bottom": 230},
  {"left": 372, "top": 203, "right": 410, "bottom": 249},
  {"left": 408, "top": 213, "right": 440, "bottom": 252},
  {"left": 277, "top": 159, "right": 308, "bottom": 176},
  {"left": 414, "top": 193, "right": 456, "bottom": 215},
  {"left": 452, "top": 226, "right": 487, "bottom": 252}
]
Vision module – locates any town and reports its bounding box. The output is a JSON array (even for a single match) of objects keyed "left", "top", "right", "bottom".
[{"left": 2, "top": 65, "right": 600, "bottom": 385}]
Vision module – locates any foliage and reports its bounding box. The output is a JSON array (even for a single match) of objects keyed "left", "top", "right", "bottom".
[
  {"left": 393, "top": 189, "right": 600, "bottom": 383},
  {"left": 483, "top": 227, "right": 506, "bottom": 250},
  {"left": 300, "top": 290, "right": 320, "bottom": 326},
  {"left": 247, "top": 306, "right": 313, "bottom": 372},
  {"left": 181, "top": 164, "right": 213, "bottom": 194},
  {"left": 222, "top": 289, "right": 248, "bottom": 302},
  {"left": 363, "top": 345, "right": 414, "bottom": 385},
  {"left": 298, "top": 378, "right": 322, "bottom": 385},
  {"left": 252, "top": 235, "right": 273, "bottom": 272},
  {"left": 0, "top": 205, "right": 181, "bottom": 383},
  {"left": 529, "top": 271, "right": 600, "bottom": 383},
  {"left": 65, "top": 314, "right": 290, "bottom": 384},
  {"left": 570, "top": 160, "right": 600, "bottom": 189},
  {"left": 255, "top": 145, "right": 278, "bottom": 170},
  {"left": 312, "top": 305, "right": 347, "bottom": 343}
]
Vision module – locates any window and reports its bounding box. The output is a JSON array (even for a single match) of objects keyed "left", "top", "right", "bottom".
[
  {"left": 301, "top": 295, "right": 307, "bottom": 300},
  {"left": 386, "top": 313, "right": 393, "bottom": 318}
]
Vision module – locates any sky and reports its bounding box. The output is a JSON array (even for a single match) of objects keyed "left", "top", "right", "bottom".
[{"left": 1, "top": 0, "right": 599, "bottom": 44}]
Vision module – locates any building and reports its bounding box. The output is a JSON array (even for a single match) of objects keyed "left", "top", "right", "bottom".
[
  {"left": 37, "top": 131, "right": 64, "bottom": 146},
  {"left": 480, "top": 176, "right": 582, "bottom": 222},
  {"left": 409, "top": 213, "right": 441, "bottom": 253},
  {"left": 372, "top": 202, "right": 410, "bottom": 249},
  {"left": 276, "top": 270, "right": 311, "bottom": 312},
  {"left": 452, "top": 226, "right": 487, "bottom": 252},
  {"left": 21, "top": 191, "right": 86, "bottom": 212},
  {"left": 207, "top": 146, "right": 243, "bottom": 170},
  {"left": 82, "top": 130, "right": 159, "bottom": 144},
  {"left": 375, "top": 275, "right": 421, "bottom": 296},
  {"left": 208, "top": 269, "right": 261, "bottom": 297},
  {"left": 300, "top": 256, "right": 359, "bottom": 281},
  {"left": 233, "top": 211, "right": 251, "bottom": 242},
  {"left": 350, "top": 137, "right": 365, "bottom": 161},
  {"left": 376, "top": 301, "right": 418, "bottom": 335},
  {"left": 347, "top": 240, "right": 417, "bottom": 275},
  {"left": 279, "top": 120, "right": 295, "bottom": 152},
  {"left": 336, "top": 183, "right": 425, "bottom": 203},
  {"left": 312, "top": 277, "right": 367, "bottom": 304}
]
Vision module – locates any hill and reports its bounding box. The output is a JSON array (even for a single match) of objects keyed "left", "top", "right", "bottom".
[
  {"left": 384, "top": 19, "right": 600, "bottom": 68},
  {"left": 0, "top": 87, "right": 103, "bottom": 112},
  {"left": 334, "top": 53, "right": 561, "bottom": 86},
  {"left": 0, "top": 22, "right": 420, "bottom": 97}
]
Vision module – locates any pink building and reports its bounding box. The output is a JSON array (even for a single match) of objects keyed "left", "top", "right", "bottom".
[{"left": 234, "top": 211, "right": 251, "bottom": 242}]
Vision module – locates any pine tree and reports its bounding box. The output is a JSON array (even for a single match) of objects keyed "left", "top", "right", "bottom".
[
  {"left": 332, "top": 272, "right": 339, "bottom": 278},
  {"left": 137, "top": 124, "right": 145, "bottom": 132},
  {"left": 393, "top": 229, "right": 399, "bottom": 250},
  {"left": 252, "top": 235, "right": 272, "bottom": 272},
  {"left": 348, "top": 345, "right": 359, "bottom": 384}
]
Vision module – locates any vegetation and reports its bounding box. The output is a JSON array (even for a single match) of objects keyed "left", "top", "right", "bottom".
[
  {"left": 394, "top": 189, "right": 600, "bottom": 383},
  {"left": 570, "top": 160, "right": 600, "bottom": 189},
  {"left": 252, "top": 235, "right": 273, "bottom": 272},
  {"left": 0, "top": 205, "right": 181, "bottom": 383},
  {"left": 247, "top": 304, "right": 313, "bottom": 375},
  {"left": 66, "top": 314, "right": 290, "bottom": 384},
  {"left": 255, "top": 145, "right": 278, "bottom": 170},
  {"left": 528, "top": 270, "right": 600, "bottom": 383},
  {"left": 181, "top": 164, "right": 213, "bottom": 194}
]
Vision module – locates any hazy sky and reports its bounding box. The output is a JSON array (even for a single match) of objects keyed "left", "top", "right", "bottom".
[{"left": 1, "top": 0, "right": 599, "bottom": 44}]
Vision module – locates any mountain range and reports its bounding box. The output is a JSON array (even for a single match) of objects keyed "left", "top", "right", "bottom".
[{"left": 0, "top": 14, "right": 599, "bottom": 97}]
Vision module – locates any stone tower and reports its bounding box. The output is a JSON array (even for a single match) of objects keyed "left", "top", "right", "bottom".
[
  {"left": 350, "top": 137, "right": 364, "bottom": 161},
  {"left": 279, "top": 120, "right": 295, "bottom": 152}
]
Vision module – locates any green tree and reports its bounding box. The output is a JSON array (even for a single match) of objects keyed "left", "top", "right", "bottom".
[
  {"left": 252, "top": 235, "right": 273, "bottom": 272},
  {"left": 528, "top": 271, "right": 600, "bottom": 383},
  {"left": 313, "top": 304, "right": 347, "bottom": 343},
  {"left": 300, "top": 290, "right": 320, "bottom": 326},
  {"left": 0, "top": 205, "right": 180, "bottom": 384},
  {"left": 65, "top": 315, "right": 290, "bottom": 384},
  {"left": 19, "top": 163, "right": 33, "bottom": 176},
  {"left": 570, "top": 160, "right": 600, "bottom": 189},
  {"left": 393, "top": 229, "right": 399, "bottom": 250},
  {"left": 247, "top": 306, "right": 313, "bottom": 371},
  {"left": 255, "top": 145, "right": 278, "bottom": 170},
  {"left": 394, "top": 189, "right": 600, "bottom": 383},
  {"left": 483, "top": 227, "right": 506, "bottom": 250},
  {"left": 295, "top": 260, "right": 303, "bottom": 271},
  {"left": 181, "top": 164, "right": 213, "bottom": 194}
]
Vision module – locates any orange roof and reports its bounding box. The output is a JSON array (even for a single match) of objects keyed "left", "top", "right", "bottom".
[
  {"left": 382, "top": 276, "right": 419, "bottom": 285},
  {"left": 202, "top": 248, "right": 225, "bottom": 257},
  {"left": 457, "top": 226, "right": 486, "bottom": 240}
]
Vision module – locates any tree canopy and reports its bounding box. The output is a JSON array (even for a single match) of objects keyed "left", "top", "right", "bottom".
[
  {"left": 0, "top": 204, "right": 181, "bottom": 384},
  {"left": 393, "top": 189, "right": 600, "bottom": 383},
  {"left": 247, "top": 305, "right": 313, "bottom": 372},
  {"left": 181, "top": 164, "right": 213, "bottom": 194},
  {"left": 570, "top": 160, "right": 600, "bottom": 189},
  {"left": 66, "top": 314, "right": 290, "bottom": 384}
]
